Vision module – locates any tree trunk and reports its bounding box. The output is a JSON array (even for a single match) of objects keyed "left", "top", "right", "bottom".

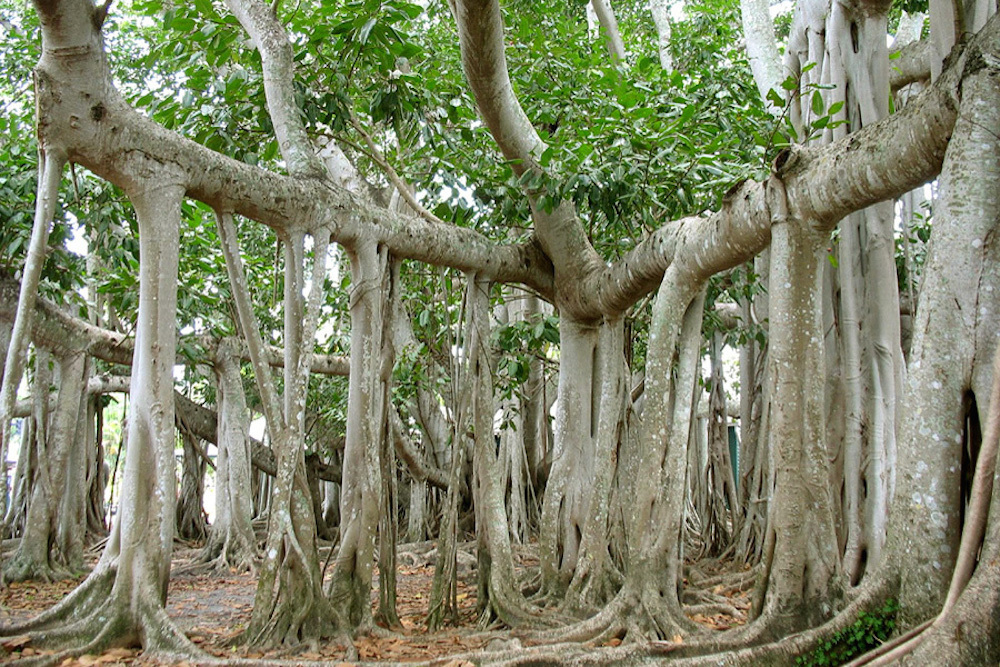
[
  {"left": 376, "top": 261, "right": 402, "bottom": 629},
  {"left": 467, "top": 274, "right": 539, "bottom": 627},
  {"left": 200, "top": 338, "right": 258, "bottom": 571},
  {"left": 560, "top": 318, "right": 627, "bottom": 615},
  {"left": 5, "top": 350, "right": 88, "bottom": 581},
  {"left": 222, "top": 221, "right": 336, "bottom": 646},
  {"left": 84, "top": 393, "right": 109, "bottom": 542},
  {"left": 889, "top": 48, "right": 1000, "bottom": 627},
  {"left": 540, "top": 318, "right": 601, "bottom": 598},
  {"left": 175, "top": 431, "right": 208, "bottom": 543},
  {"left": 327, "top": 240, "right": 393, "bottom": 631},
  {"left": 0, "top": 158, "right": 201, "bottom": 658},
  {"left": 56, "top": 355, "right": 91, "bottom": 571},
  {"left": 4, "top": 351, "right": 47, "bottom": 540},
  {"left": 753, "top": 177, "right": 842, "bottom": 636},
  {"left": 0, "top": 147, "right": 65, "bottom": 540}
]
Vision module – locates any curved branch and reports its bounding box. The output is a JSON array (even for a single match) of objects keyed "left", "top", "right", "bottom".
[
  {"left": 590, "top": 0, "right": 627, "bottom": 62},
  {"left": 0, "top": 280, "right": 350, "bottom": 376},
  {"left": 890, "top": 38, "right": 933, "bottom": 91},
  {"left": 225, "top": 0, "right": 326, "bottom": 178},
  {"left": 568, "top": 26, "right": 977, "bottom": 319},
  {"left": 453, "top": 0, "right": 545, "bottom": 175},
  {"left": 33, "top": 76, "right": 554, "bottom": 295}
]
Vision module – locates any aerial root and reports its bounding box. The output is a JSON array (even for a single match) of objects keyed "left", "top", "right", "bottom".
[
  {"left": 684, "top": 601, "right": 743, "bottom": 618},
  {"left": 1, "top": 567, "right": 212, "bottom": 667},
  {"left": 1, "top": 617, "right": 122, "bottom": 667},
  {"left": 180, "top": 541, "right": 258, "bottom": 576},
  {"left": 140, "top": 603, "right": 205, "bottom": 659},
  {"left": 2, "top": 556, "right": 74, "bottom": 585},
  {"left": 0, "top": 564, "right": 115, "bottom": 635},
  {"left": 523, "top": 588, "right": 630, "bottom": 644}
]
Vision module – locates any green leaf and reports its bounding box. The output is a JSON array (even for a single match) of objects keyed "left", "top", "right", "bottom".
[
  {"left": 766, "top": 88, "right": 786, "bottom": 108},
  {"left": 811, "top": 90, "right": 824, "bottom": 116},
  {"left": 358, "top": 17, "right": 378, "bottom": 45}
]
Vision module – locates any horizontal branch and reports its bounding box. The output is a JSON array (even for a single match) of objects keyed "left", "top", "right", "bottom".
[
  {"left": 890, "top": 39, "right": 932, "bottom": 91},
  {"left": 173, "top": 389, "right": 343, "bottom": 482},
  {"left": 0, "top": 280, "right": 350, "bottom": 376},
  {"left": 32, "top": 52, "right": 555, "bottom": 297}
]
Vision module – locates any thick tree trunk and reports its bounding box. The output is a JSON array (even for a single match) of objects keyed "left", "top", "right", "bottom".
[
  {"left": 540, "top": 318, "right": 600, "bottom": 598},
  {"left": 199, "top": 339, "right": 258, "bottom": 571},
  {"left": 560, "top": 318, "right": 627, "bottom": 615},
  {"left": 753, "top": 179, "right": 842, "bottom": 635},
  {"left": 0, "top": 143, "right": 201, "bottom": 658},
  {"left": 327, "top": 240, "right": 393, "bottom": 631},
  {"left": 889, "top": 48, "right": 1000, "bottom": 627}
]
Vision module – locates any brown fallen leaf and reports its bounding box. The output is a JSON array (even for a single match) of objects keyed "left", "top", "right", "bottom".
[{"left": 2, "top": 635, "right": 32, "bottom": 651}]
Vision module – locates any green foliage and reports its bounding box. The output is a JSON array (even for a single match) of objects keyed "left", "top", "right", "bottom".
[
  {"left": 0, "top": 0, "right": 791, "bottom": 438},
  {"left": 478, "top": 0, "right": 771, "bottom": 257},
  {"left": 493, "top": 313, "right": 559, "bottom": 398},
  {"left": 796, "top": 599, "right": 900, "bottom": 667},
  {"left": 895, "top": 201, "right": 932, "bottom": 292},
  {"left": 764, "top": 63, "right": 847, "bottom": 154},
  {"left": 891, "top": 0, "right": 929, "bottom": 19}
]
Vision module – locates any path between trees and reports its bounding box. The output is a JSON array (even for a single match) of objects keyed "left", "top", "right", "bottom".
[{"left": 0, "top": 542, "right": 749, "bottom": 665}]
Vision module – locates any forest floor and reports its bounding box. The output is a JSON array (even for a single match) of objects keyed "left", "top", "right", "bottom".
[{"left": 0, "top": 540, "right": 751, "bottom": 665}]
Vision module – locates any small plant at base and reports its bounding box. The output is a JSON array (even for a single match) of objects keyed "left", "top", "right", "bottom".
[{"left": 795, "top": 599, "right": 900, "bottom": 667}]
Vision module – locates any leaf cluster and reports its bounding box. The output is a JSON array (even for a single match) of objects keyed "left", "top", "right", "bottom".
[{"left": 796, "top": 599, "right": 900, "bottom": 667}]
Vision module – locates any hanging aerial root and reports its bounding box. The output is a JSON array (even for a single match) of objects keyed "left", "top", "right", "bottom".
[{"left": 0, "top": 149, "right": 67, "bottom": 541}]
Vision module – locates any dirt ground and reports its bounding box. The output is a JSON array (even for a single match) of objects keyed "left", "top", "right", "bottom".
[{"left": 0, "top": 541, "right": 750, "bottom": 665}]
